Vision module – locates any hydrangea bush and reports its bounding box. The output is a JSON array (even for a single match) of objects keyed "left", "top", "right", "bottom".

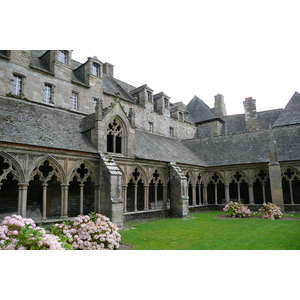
[
  {"left": 259, "top": 202, "right": 283, "bottom": 220},
  {"left": 0, "top": 214, "right": 64, "bottom": 250},
  {"left": 51, "top": 212, "right": 121, "bottom": 250},
  {"left": 223, "top": 201, "right": 253, "bottom": 218}
]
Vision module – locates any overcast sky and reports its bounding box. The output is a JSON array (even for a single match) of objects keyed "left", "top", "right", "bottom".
[{"left": 5, "top": 0, "right": 300, "bottom": 115}]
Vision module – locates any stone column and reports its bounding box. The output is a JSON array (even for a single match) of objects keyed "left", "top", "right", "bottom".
[
  {"left": 192, "top": 184, "right": 197, "bottom": 206},
  {"left": 268, "top": 162, "right": 285, "bottom": 212},
  {"left": 198, "top": 184, "right": 202, "bottom": 205},
  {"left": 79, "top": 183, "right": 85, "bottom": 215},
  {"left": 144, "top": 185, "right": 149, "bottom": 210},
  {"left": 225, "top": 184, "right": 230, "bottom": 203},
  {"left": 214, "top": 184, "right": 218, "bottom": 205},
  {"left": 248, "top": 184, "right": 254, "bottom": 205},
  {"left": 42, "top": 183, "right": 48, "bottom": 220},
  {"left": 18, "top": 183, "right": 29, "bottom": 217},
  {"left": 134, "top": 183, "right": 138, "bottom": 212},
  {"left": 203, "top": 184, "right": 208, "bottom": 205},
  {"left": 60, "top": 184, "right": 69, "bottom": 219},
  {"left": 122, "top": 185, "right": 127, "bottom": 213},
  {"left": 154, "top": 183, "right": 158, "bottom": 209}
]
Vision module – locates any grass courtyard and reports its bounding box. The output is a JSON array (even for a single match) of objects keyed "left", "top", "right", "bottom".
[{"left": 119, "top": 211, "right": 300, "bottom": 250}]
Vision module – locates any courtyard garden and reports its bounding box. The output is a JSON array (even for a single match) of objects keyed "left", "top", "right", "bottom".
[{"left": 120, "top": 210, "right": 300, "bottom": 250}]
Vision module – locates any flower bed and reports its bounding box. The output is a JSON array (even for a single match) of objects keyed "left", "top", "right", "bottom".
[
  {"left": 259, "top": 202, "right": 283, "bottom": 220},
  {"left": 51, "top": 212, "right": 121, "bottom": 250},
  {"left": 0, "top": 214, "right": 64, "bottom": 250},
  {"left": 223, "top": 201, "right": 253, "bottom": 218}
]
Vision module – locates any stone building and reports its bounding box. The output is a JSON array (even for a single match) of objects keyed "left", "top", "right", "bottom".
[{"left": 0, "top": 50, "right": 300, "bottom": 227}]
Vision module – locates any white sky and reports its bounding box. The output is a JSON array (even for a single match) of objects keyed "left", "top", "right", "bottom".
[{"left": 4, "top": 0, "right": 300, "bottom": 115}]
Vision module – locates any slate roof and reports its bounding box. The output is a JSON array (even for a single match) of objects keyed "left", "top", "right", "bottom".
[
  {"left": 272, "top": 91, "right": 300, "bottom": 127},
  {"left": 186, "top": 96, "right": 218, "bottom": 123},
  {"left": 135, "top": 130, "right": 206, "bottom": 166},
  {"left": 0, "top": 96, "right": 98, "bottom": 153},
  {"left": 181, "top": 125, "right": 300, "bottom": 167}
]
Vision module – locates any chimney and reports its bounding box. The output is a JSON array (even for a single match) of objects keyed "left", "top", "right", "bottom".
[
  {"left": 243, "top": 97, "right": 258, "bottom": 131},
  {"left": 214, "top": 94, "right": 227, "bottom": 118},
  {"left": 103, "top": 62, "right": 114, "bottom": 77}
]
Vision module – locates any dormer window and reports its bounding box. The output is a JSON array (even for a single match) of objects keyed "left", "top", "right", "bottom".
[
  {"left": 58, "top": 50, "right": 68, "bottom": 64},
  {"left": 164, "top": 98, "right": 169, "bottom": 108},
  {"left": 92, "top": 63, "right": 100, "bottom": 76},
  {"left": 147, "top": 91, "right": 152, "bottom": 102},
  {"left": 178, "top": 112, "right": 184, "bottom": 122}
]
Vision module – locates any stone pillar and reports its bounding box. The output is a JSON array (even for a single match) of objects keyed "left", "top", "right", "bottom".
[
  {"left": 60, "top": 184, "right": 69, "bottom": 219},
  {"left": 122, "top": 185, "right": 127, "bottom": 213},
  {"left": 268, "top": 162, "right": 285, "bottom": 212},
  {"left": 214, "top": 184, "right": 218, "bottom": 205},
  {"left": 134, "top": 183, "right": 138, "bottom": 212},
  {"left": 203, "top": 184, "right": 208, "bottom": 205},
  {"left": 192, "top": 184, "right": 197, "bottom": 206},
  {"left": 154, "top": 183, "right": 158, "bottom": 209},
  {"left": 198, "top": 184, "right": 202, "bottom": 205},
  {"left": 144, "top": 185, "right": 149, "bottom": 210},
  {"left": 18, "top": 183, "right": 29, "bottom": 217},
  {"left": 42, "top": 183, "right": 48, "bottom": 220},
  {"left": 79, "top": 183, "right": 85, "bottom": 215},
  {"left": 248, "top": 184, "right": 254, "bottom": 205},
  {"left": 225, "top": 184, "right": 230, "bottom": 203}
]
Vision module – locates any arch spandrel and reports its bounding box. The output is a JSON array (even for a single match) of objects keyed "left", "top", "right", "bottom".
[
  {"left": 0, "top": 151, "right": 24, "bottom": 183},
  {"left": 26, "top": 155, "right": 66, "bottom": 183}
]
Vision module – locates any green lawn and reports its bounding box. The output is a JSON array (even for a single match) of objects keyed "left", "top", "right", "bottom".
[{"left": 119, "top": 211, "right": 300, "bottom": 250}]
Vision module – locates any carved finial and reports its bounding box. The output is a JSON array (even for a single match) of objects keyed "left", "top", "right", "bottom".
[{"left": 115, "top": 92, "right": 120, "bottom": 103}]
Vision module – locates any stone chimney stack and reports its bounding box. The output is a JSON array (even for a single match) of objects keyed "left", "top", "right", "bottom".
[
  {"left": 103, "top": 62, "right": 114, "bottom": 77},
  {"left": 214, "top": 94, "right": 227, "bottom": 118},
  {"left": 243, "top": 97, "right": 258, "bottom": 131}
]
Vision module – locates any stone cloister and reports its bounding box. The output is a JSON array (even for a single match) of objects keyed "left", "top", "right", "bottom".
[{"left": 1, "top": 51, "right": 300, "bottom": 227}]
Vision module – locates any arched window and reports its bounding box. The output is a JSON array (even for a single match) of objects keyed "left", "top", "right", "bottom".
[{"left": 107, "top": 118, "right": 123, "bottom": 154}]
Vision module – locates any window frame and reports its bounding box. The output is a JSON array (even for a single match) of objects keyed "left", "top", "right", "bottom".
[
  {"left": 71, "top": 92, "right": 78, "bottom": 110},
  {"left": 92, "top": 63, "right": 100, "bottom": 76},
  {"left": 58, "top": 50, "right": 68, "bottom": 64},
  {"left": 44, "top": 83, "right": 53, "bottom": 104},
  {"left": 12, "top": 74, "right": 23, "bottom": 97}
]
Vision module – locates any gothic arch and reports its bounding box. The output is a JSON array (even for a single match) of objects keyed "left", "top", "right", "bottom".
[
  {"left": 126, "top": 165, "right": 147, "bottom": 184},
  {"left": 229, "top": 170, "right": 249, "bottom": 204},
  {"left": 0, "top": 151, "right": 24, "bottom": 183},
  {"left": 67, "top": 159, "right": 99, "bottom": 184},
  {"left": 281, "top": 166, "right": 300, "bottom": 204},
  {"left": 26, "top": 155, "right": 65, "bottom": 183},
  {"left": 148, "top": 166, "right": 168, "bottom": 185},
  {"left": 106, "top": 115, "right": 128, "bottom": 155}
]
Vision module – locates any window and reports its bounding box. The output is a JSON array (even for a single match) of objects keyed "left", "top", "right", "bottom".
[
  {"left": 169, "top": 127, "right": 174, "bottom": 137},
  {"left": 164, "top": 98, "right": 169, "bottom": 108},
  {"left": 71, "top": 92, "right": 78, "bottom": 110},
  {"left": 147, "top": 91, "right": 152, "bottom": 102},
  {"left": 44, "top": 84, "right": 53, "bottom": 104},
  {"left": 178, "top": 112, "right": 184, "bottom": 122},
  {"left": 92, "top": 63, "right": 100, "bottom": 76},
  {"left": 149, "top": 122, "right": 153, "bottom": 132},
  {"left": 13, "top": 75, "right": 23, "bottom": 96},
  {"left": 107, "top": 118, "right": 123, "bottom": 154},
  {"left": 58, "top": 50, "right": 68, "bottom": 64}
]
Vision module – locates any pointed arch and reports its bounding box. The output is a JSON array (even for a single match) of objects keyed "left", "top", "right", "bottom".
[
  {"left": 67, "top": 159, "right": 99, "bottom": 184},
  {"left": 281, "top": 166, "right": 300, "bottom": 204},
  {"left": 26, "top": 155, "right": 66, "bottom": 183},
  {"left": 106, "top": 115, "right": 128, "bottom": 155},
  {"left": 0, "top": 151, "right": 24, "bottom": 183}
]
